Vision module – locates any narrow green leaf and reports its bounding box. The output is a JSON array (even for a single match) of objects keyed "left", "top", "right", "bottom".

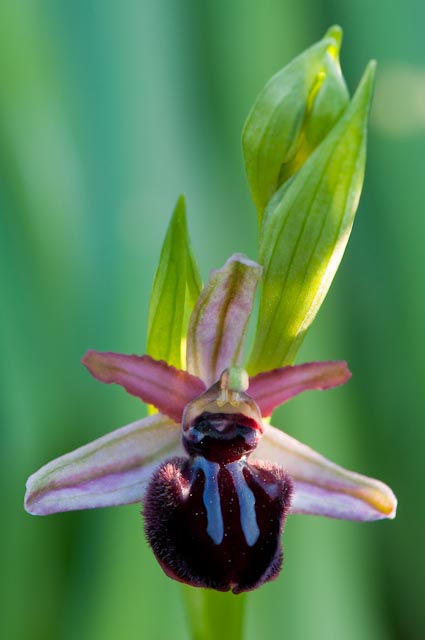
[
  {"left": 242, "top": 26, "right": 349, "bottom": 224},
  {"left": 248, "top": 62, "right": 376, "bottom": 374},
  {"left": 147, "top": 196, "right": 201, "bottom": 371}
]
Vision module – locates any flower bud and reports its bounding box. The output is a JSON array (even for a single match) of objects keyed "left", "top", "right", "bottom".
[
  {"left": 243, "top": 26, "right": 349, "bottom": 222},
  {"left": 248, "top": 59, "right": 376, "bottom": 373}
]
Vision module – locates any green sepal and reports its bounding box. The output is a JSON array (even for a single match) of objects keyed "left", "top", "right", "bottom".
[
  {"left": 147, "top": 196, "right": 201, "bottom": 372},
  {"left": 242, "top": 26, "right": 349, "bottom": 224},
  {"left": 248, "top": 61, "right": 376, "bottom": 375}
]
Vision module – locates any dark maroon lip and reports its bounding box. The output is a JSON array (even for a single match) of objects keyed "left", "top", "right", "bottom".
[{"left": 144, "top": 455, "right": 293, "bottom": 593}]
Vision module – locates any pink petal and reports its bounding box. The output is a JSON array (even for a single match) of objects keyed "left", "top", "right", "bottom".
[
  {"left": 186, "top": 254, "right": 263, "bottom": 385},
  {"left": 82, "top": 351, "right": 206, "bottom": 422},
  {"left": 25, "top": 414, "right": 183, "bottom": 515},
  {"left": 254, "top": 425, "right": 397, "bottom": 521},
  {"left": 249, "top": 361, "right": 351, "bottom": 416}
]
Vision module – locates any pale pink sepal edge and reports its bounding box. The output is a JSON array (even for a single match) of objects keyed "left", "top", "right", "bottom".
[
  {"left": 25, "top": 414, "right": 182, "bottom": 515},
  {"left": 254, "top": 424, "right": 397, "bottom": 521}
]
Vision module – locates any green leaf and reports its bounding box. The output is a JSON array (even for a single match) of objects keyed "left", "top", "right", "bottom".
[
  {"left": 147, "top": 196, "right": 201, "bottom": 371},
  {"left": 242, "top": 25, "right": 349, "bottom": 224},
  {"left": 248, "top": 61, "right": 376, "bottom": 374}
]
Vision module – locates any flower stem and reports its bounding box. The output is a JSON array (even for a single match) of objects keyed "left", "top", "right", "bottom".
[{"left": 181, "top": 586, "right": 246, "bottom": 640}]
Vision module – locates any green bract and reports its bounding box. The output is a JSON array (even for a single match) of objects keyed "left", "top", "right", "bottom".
[
  {"left": 147, "top": 196, "right": 201, "bottom": 369},
  {"left": 248, "top": 60, "right": 376, "bottom": 373},
  {"left": 242, "top": 26, "right": 349, "bottom": 223}
]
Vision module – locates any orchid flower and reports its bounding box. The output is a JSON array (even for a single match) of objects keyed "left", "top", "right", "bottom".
[
  {"left": 25, "top": 254, "right": 396, "bottom": 593},
  {"left": 25, "top": 25, "right": 397, "bottom": 600}
]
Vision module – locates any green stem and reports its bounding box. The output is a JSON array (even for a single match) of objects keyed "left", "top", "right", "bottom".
[{"left": 181, "top": 586, "right": 246, "bottom": 640}]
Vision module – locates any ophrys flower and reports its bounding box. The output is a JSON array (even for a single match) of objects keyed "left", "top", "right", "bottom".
[
  {"left": 24, "top": 254, "right": 396, "bottom": 593},
  {"left": 25, "top": 26, "right": 397, "bottom": 598}
]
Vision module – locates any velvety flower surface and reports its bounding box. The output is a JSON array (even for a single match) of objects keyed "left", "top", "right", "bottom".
[{"left": 25, "top": 255, "right": 396, "bottom": 593}]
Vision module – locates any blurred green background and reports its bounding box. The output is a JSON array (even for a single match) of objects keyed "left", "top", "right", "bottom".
[{"left": 1, "top": 1, "right": 424, "bottom": 639}]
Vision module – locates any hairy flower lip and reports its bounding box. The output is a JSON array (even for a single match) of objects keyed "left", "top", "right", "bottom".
[{"left": 144, "top": 454, "right": 293, "bottom": 592}]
